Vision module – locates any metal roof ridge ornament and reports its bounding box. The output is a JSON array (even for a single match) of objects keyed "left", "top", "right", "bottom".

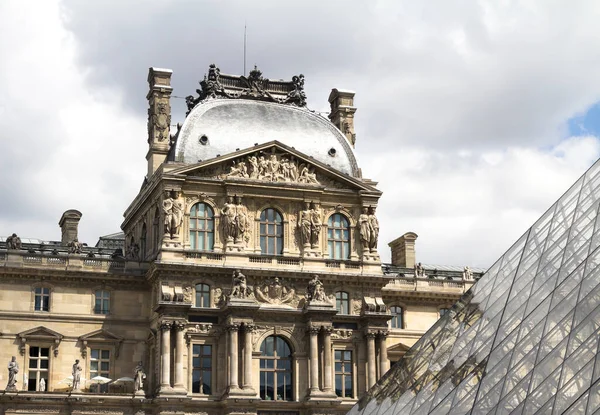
[{"left": 185, "top": 64, "right": 307, "bottom": 115}]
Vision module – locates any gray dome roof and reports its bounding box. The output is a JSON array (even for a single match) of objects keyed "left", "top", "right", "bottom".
[{"left": 174, "top": 99, "right": 359, "bottom": 177}]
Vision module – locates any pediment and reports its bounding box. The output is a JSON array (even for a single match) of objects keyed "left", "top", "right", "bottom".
[
  {"left": 170, "top": 141, "right": 380, "bottom": 193},
  {"left": 388, "top": 342, "right": 411, "bottom": 353},
  {"left": 79, "top": 329, "right": 123, "bottom": 342},
  {"left": 18, "top": 326, "right": 63, "bottom": 340}
]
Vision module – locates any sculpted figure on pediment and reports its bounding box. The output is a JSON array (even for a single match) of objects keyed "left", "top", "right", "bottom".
[{"left": 225, "top": 151, "right": 320, "bottom": 185}]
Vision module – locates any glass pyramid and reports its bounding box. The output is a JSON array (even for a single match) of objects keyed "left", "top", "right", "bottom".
[{"left": 349, "top": 160, "right": 600, "bottom": 415}]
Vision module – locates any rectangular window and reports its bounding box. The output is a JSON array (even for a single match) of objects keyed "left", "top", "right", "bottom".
[
  {"left": 94, "top": 290, "right": 110, "bottom": 314},
  {"left": 28, "top": 346, "right": 50, "bottom": 391},
  {"left": 90, "top": 349, "right": 110, "bottom": 393},
  {"left": 34, "top": 287, "right": 50, "bottom": 311},
  {"left": 192, "top": 344, "right": 212, "bottom": 394},
  {"left": 335, "top": 350, "right": 353, "bottom": 398}
]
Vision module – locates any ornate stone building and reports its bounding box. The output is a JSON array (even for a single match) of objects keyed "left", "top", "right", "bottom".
[{"left": 0, "top": 65, "right": 483, "bottom": 415}]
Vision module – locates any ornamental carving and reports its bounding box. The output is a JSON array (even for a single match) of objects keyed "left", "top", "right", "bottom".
[
  {"left": 254, "top": 277, "right": 298, "bottom": 306},
  {"left": 186, "top": 64, "right": 307, "bottom": 111},
  {"left": 226, "top": 151, "right": 319, "bottom": 184},
  {"left": 151, "top": 101, "right": 170, "bottom": 142}
]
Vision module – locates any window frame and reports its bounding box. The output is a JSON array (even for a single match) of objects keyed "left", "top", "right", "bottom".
[
  {"left": 94, "top": 289, "right": 111, "bottom": 315},
  {"left": 334, "top": 349, "right": 354, "bottom": 398},
  {"left": 195, "top": 283, "right": 211, "bottom": 308},
  {"left": 89, "top": 348, "right": 111, "bottom": 393},
  {"left": 189, "top": 203, "right": 215, "bottom": 251},
  {"left": 259, "top": 335, "right": 293, "bottom": 401},
  {"left": 335, "top": 291, "right": 350, "bottom": 315},
  {"left": 27, "top": 345, "right": 51, "bottom": 392},
  {"left": 191, "top": 343, "right": 213, "bottom": 395},
  {"left": 33, "top": 286, "right": 51, "bottom": 312},
  {"left": 390, "top": 305, "right": 404, "bottom": 329},
  {"left": 259, "top": 208, "right": 284, "bottom": 256},
  {"left": 327, "top": 213, "right": 350, "bottom": 260}
]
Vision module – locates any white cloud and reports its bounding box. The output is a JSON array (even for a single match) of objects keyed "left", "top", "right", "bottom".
[{"left": 1, "top": 0, "right": 600, "bottom": 271}]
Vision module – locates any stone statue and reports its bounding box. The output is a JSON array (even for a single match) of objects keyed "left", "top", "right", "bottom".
[
  {"left": 414, "top": 262, "right": 425, "bottom": 278},
  {"left": 126, "top": 242, "right": 140, "bottom": 260},
  {"left": 230, "top": 269, "right": 249, "bottom": 299},
  {"left": 163, "top": 191, "right": 183, "bottom": 238},
  {"left": 368, "top": 206, "right": 379, "bottom": 252},
  {"left": 6, "top": 233, "right": 22, "bottom": 250},
  {"left": 298, "top": 202, "right": 312, "bottom": 248},
  {"left": 39, "top": 377, "right": 46, "bottom": 392},
  {"left": 68, "top": 238, "right": 83, "bottom": 254},
  {"left": 234, "top": 196, "right": 250, "bottom": 244},
  {"left": 72, "top": 359, "right": 82, "bottom": 392},
  {"left": 221, "top": 196, "right": 237, "bottom": 242},
  {"left": 463, "top": 266, "right": 473, "bottom": 280},
  {"left": 359, "top": 207, "right": 370, "bottom": 252},
  {"left": 134, "top": 361, "right": 146, "bottom": 393},
  {"left": 7, "top": 356, "right": 18, "bottom": 391},
  {"left": 310, "top": 202, "right": 322, "bottom": 249},
  {"left": 306, "top": 274, "right": 327, "bottom": 302}
]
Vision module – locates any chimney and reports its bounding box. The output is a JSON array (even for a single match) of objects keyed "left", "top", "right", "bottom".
[
  {"left": 388, "top": 232, "right": 418, "bottom": 268},
  {"left": 59, "top": 210, "right": 83, "bottom": 245},
  {"left": 146, "top": 67, "right": 173, "bottom": 178},
  {"left": 328, "top": 88, "right": 357, "bottom": 147}
]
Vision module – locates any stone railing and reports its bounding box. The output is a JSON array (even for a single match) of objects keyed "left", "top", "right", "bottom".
[
  {"left": 181, "top": 250, "right": 375, "bottom": 274},
  {"left": 0, "top": 249, "right": 145, "bottom": 274},
  {"left": 382, "top": 276, "right": 475, "bottom": 295}
]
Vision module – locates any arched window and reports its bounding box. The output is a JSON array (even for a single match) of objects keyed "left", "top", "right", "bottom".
[
  {"left": 140, "top": 223, "right": 147, "bottom": 259},
  {"left": 259, "top": 336, "right": 292, "bottom": 401},
  {"left": 335, "top": 291, "right": 349, "bottom": 314},
  {"left": 195, "top": 283, "right": 210, "bottom": 308},
  {"left": 260, "top": 208, "right": 283, "bottom": 255},
  {"left": 327, "top": 214, "right": 350, "bottom": 259},
  {"left": 190, "top": 203, "right": 215, "bottom": 251},
  {"left": 390, "top": 306, "right": 404, "bottom": 329},
  {"left": 153, "top": 207, "right": 160, "bottom": 250}
]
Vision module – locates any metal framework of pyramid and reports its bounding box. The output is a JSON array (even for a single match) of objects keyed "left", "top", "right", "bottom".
[{"left": 350, "top": 160, "right": 600, "bottom": 415}]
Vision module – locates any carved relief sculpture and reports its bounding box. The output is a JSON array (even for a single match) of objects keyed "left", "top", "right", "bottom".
[
  {"left": 7, "top": 356, "right": 18, "bottom": 391},
  {"left": 225, "top": 151, "right": 319, "bottom": 185},
  {"left": 163, "top": 191, "right": 184, "bottom": 239},
  {"left": 151, "top": 102, "right": 170, "bottom": 142},
  {"left": 72, "top": 359, "right": 82, "bottom": 392},
  {"left": 134, "top": 361, "right": 146, "bottom": 394},
  {"left": 254, "top": 277, "right": 297, "bottom": 306},
  {"left": 6, "top": 233, "right": 22, "bottom": 250}
]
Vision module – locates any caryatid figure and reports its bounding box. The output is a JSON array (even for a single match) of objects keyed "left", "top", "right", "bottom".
[
  {"left": 358, "top": 207, "right": 371, "bottom": 253},
  {"left": 221, "top": 196, "right": 237, "bottom": 242},
  {"left": 298, "top": 202, "right": 312, "bottom": 248},
  {"left": 310, "top": 202, "right": 322, "bottom": 249},
  {"left": 368, "top": 206, "right": 379, "bottom": 252}
]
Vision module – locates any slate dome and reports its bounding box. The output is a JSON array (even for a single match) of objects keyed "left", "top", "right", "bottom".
[{"left": 174, "top": 99, "right": 360, "bottom": 177}]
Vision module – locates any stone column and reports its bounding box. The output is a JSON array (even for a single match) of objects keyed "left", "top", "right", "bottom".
[
  {"left": 243, "top": 324, "right": 255, "bottom": 391},
  {"left": 159, "top": 321, "right": 172, "bottom": 390},
  {"left": 174, "top": 321, "right": 186, "bottom": 391},
  {"left": 379, "top": 330, "right": 390, "bottom": 378},
  {"left": 228, "top": 324, "right": 240, "bottom": 391},
  {"left": 366, "top": 332, "right": 376, "bottom": 389},
  {"left": 308, "top": 325, "right": 321, "bottom": 393},
  {"left": 323, "top": 327, "right": 333, "bottom": 393}
]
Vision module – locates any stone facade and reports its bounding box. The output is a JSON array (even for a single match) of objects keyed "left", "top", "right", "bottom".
[{"left": 0, "top": 65, "right": 483, "bottom": 415}]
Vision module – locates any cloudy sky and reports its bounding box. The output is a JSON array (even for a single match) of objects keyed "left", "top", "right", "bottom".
[{"left": 2, "top": 0, "right": 600, "bottom": 268}]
